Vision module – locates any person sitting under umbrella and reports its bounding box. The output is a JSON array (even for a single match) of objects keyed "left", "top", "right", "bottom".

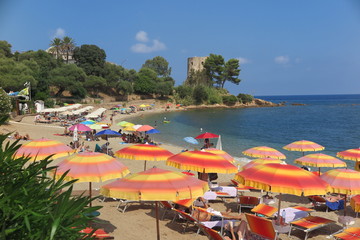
[
  {"left": 326, "top": 194, "right": 345, "bottom": 211},
  {"left": 101, "top": 142, "right": 114, "bottom": 157}
]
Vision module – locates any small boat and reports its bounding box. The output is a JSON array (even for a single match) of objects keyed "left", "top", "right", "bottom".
[{"left": 163, "top": 120, "right": 171, "bottom": 123}]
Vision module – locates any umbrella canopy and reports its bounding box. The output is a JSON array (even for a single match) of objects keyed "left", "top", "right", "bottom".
[
  {"left": 242, "top": 146, "right": 286, "bottom": 159},
  {"left": 337, "top": 148, "right": 360, "bottom": 161},
  {"left": 123, "top": 126, "right": 137, "bottom": 132},
  {"left": 295, "top": 153, "right": 346, "bottom": 174},
  {"left": 241, "top": 158, "right": 284, "bottom": 170},
  {"left": 15, "top": 138, "right": 74, "bottom": 161},
  {"left": 183, "top": 137, "right": 199, "bottom": 145},
  {"left": 147, "top": 129, "right": 160, "bottom": 134},
  {"left": 136, "top": 125, "right": 154, "bottom": 132},
  {"left": 55, "top": 152, "right": 130, "bottom": 182},
  {"left": 95, "top": 129, "right": 121, "bottom": 138},
  {"left": 115, "top": 144, "right": 173, "bottom": 170},
  {"left": 203, "top": 148, "right": 235, "bottom": 162},
  {"left": 101, "top": 167, "right": 209, "bottom": 240},
  {"left": 122, "top": 122, "right": 135, "bottom": 127},
  {"left": 80, "top": 120, "right": 96, "bottom": 125},
  {"left": 195, "top": 132, "right": 219, "bottom": 139},
  {"left": 234, "top": 163, "right": 329, "bottom": 196},
  {"left": 117, "top": 121, "right": 129, "bottom": 126},
  {"left": 89, "top": 124, "right": 102, "bottom": 130},
  {"left": 167, "top": 150, "right": 238, "bottom": 174},
  {"left": 69, "top": 123, "right": 92, "bottom": 132},
  {"left": 283, "top": 140, "right": 325, "bottom": 152}
]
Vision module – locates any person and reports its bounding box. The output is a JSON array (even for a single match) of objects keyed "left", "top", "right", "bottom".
[
  {"left": 14, "top": 132, "right": 21, "bottom": 139},
  {"left": 202, "top": 138, "right": 211, "bottom": 149},
  {"left": 64, "top": 126, "right": 69, "bottom": 136},
  {"left": 191, "top": 197, "right": 243, "bottom": 222},
  {"left": 22, "top": 133, "right": 30, "bottom": 140},
  {"left": 213, "top": 220, "right": 250, "bottom": 240},
  {"left": 326, "top": 194, "right": 345, "bottom": 211}
]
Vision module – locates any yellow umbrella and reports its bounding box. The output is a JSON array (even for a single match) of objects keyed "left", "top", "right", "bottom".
[
  {"left": 123, "top": 126, "right": 136, "bottom": 132},
  {"left": 122, "top": 122, "right": 135, "bottom": 127}
]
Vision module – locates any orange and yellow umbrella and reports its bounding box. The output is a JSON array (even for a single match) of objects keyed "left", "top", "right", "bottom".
[
  {"left": 204, "top": 148, "right": 235, "bottom": 163},
  {"left": 101, "top": 167, "right": 209, "bottom": 240},
  {"left": 167, "top": 150, "right": 238, "bottom": 174},
  {"left": 242, "top": 146, "right": 286, "bottom": 159},
  {"left": 15, "top": 138, "right": 74, "bottom": 161},
  {"left": 115, "top": 144, "right": 173, "bottom": 170},
  {"left": 283, "top": 140, "right": 324, "bottom": 154},
  {"left": 337, "top": 148, "right": 360, "bottom": 162},
  {"left": 294, "top": 153, "right": 346, "bottom": 174},
  {"left": 241, "top": 158, "right": 284, "bottom": 170}
]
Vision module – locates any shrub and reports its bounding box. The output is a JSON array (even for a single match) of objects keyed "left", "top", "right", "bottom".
[
  {"left": 0, "top": 88, "right": 12, "bottom": 121},
  {"left": 175, "top": 85, "right": 193, "bottom": 99},
  {"left": 206, "top": 87, "right": 222, "bottom": 105},
  {"left": 44, "top": 98, "right": 55, "bottom": 108},
  {"left": 237, "top": 93, "right": 254, "bottom": 104},
  {"left": 222, "top": 95, "right": 238, "bottom": 106},
  {"left": 34, "top": 91, "right": 49, "bottom": 101},
  {"left": 193, "top": 85, "right": 209, "bottom": 104}
]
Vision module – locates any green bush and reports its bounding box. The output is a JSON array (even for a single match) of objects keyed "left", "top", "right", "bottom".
[
  {"left": 34, "top": 91, "right": 49, "bottom": 101},
  {"left": 0, "top": 116, "right": 101, "bottom": 239},
  {"left": 222, "top": 95, "right": 238, "bottom": 106},
  {"left": 206, "top": 87, "right": 222, "bottom": 105},
  {"left": 237, "top": 93, "right": 254, "bottom": 104},
  {"left": 44, "top": 98, "right": 55, "bottom": 108},
  {"left": 175, "top": 85, "right": 193, "bottom": 99},
  {"left": 0, "top": 88, "right": 12, "bottom": 121},
  {"left": 192, "top": 85, "right": 209, "bottom": 104}
]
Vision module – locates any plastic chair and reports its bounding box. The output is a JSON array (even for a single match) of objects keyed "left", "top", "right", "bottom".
[{"left": 245, "top": 213, "right": 278, "bottom": 240}]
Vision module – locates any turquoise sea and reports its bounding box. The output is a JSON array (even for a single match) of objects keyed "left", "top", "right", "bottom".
[{"left": 125, "top": 94, "right": 360, "bottom": 170}]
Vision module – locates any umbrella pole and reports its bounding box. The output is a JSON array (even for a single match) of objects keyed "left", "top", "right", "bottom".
[
  {"left": 318, "top": 167, "right": 321, "bottom": 176},
  {"left": 344, "top": 195, "right": 347, "bottom": 216},
  {"left": 89, "top": 182, "right": 92, "bottom": 207},
  {"left": 276, "top": 193, "right": 282, "bottom": 225},
  {"left": 144, "top": 160, "right": 147, "bottom": 171},
  {"left": 155, "top": 201, "right": 160, "bottom": 240}
]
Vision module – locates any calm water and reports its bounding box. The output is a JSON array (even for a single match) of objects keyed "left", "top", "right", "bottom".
[{"left": 125, "top": 94, "right": 360, "bottom": 169}]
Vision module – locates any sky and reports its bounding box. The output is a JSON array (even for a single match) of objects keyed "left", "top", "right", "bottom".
[{"left": 1, "top": 0, "right": 360, "bottom": 96}]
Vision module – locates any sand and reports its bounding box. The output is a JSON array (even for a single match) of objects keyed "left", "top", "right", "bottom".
[{"left": 1, "top": 102, "right": 359, "bottom": 240}]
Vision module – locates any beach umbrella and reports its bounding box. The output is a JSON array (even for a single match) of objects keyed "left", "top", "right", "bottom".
[
  {"left": 132, "top": 124, "right": 143, "bottom": 130},
  {"left": 242, "top": 146, "right": 286, "bottom": 159},
  {"left": 241, "top": 158, "right": 284, "bottom": 170},
  {"left": 73, "top": 126, "right": 78, "bottom": 142},
  {"left": 117, "top": 121, "right": 129, "bottom": 126},
  {"left": 115, "top": 144, "right": 173, "bottom": 170},
  {"left": 122, "top": 122, "right": 135, "bottom": 127},
  {"left": 283, "top": 140, "right": 325, "bottom": 156},
  {"left": 183, "top": 137, "right": 199, "bottom": 145},
  {"left": 203, "top": 148, "right": 235, "bottom": 163},
  {"left": 95, "top": 129, "right": 121, "bottom": 138},
  {"left": 166, "top": 150, "right": 238, "bottom": 181},
  {"left": 55, "top": 152, "right": 130, "bottom": 207},
  {"left": 294, "top": 153, "right": 347, "bottom": 175},
  {"left": 81, "top": 120, "right": 96, "bottom": 125},
  {"left": 69, "top": 123, "right": 92, "bottom": 132},
  {"left": 136, "top": 125, "right": 154, "bottom": 132},
  {"left": 320, "top": 169, "right": 360, "bottom": 216},
  {"left": 195, "top": 132, "right": 219, "bottom": 139},
  {"left": 147, "top": 129, "right": 160, "bottom": 134},
  {"left": 100, "top": 167, "right": 209, "bottom": 240},
  {"left": 15, "top": 138, "right": 74, "bottom": 161},
  {"left": 337, "top": 148, "right": 360, "bottom": 161},
  {"left": 139, "top": 104, "right": 146, "bottom": 108},
  {"left": 89, "top": 124, "right": 102, "bottom": 130},
  {"left": 123, "top": 126, "right": 137, "bottom": 132},
  {"left": 234, "top": 163, "right": 329, "bottom": 224}
]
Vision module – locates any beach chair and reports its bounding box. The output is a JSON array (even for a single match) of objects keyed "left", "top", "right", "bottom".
[
  {"left": 331, "top": 227, "right": 360, "bottom": 240},
  {"left": 116, "top": 199, "right": 152, "bottom": 213},
  {"left": 251, "top": 203, "right": 278, "bottom": 218},
  {"left": 159, "top": 201, "right": 174, "bottom": 220},
  {"left": 237, "top": 196, "right": 260, "bottom": 213},
  {"left": 172, "top": 208, "right": 200, "bottom": 233},
  {"left": 199, "top": 224, "right": 226, "bottom": 240},
  {"left": 79, "top": 227, "right": 114, "bottom": 239},
  {"left": 245, "top": 213, "right": 279, "bottom": 240},
  {"left": 288, "top": 215, "right": 335, "bottom": 240},
  {"left": 308, "top": 195, "right": 327, "bottom": 210}
]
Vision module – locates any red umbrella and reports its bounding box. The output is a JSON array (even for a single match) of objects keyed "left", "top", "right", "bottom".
[
  {"left": 203, "top": 148, "right": 234, "bottom": 162},
  {"left": 283, "top": 140, "right": 324, "bottom": 156},
  {"left": 337, "top": 148, "right": 360, "bottom": 161},
  {"left": 243, "top": 146, "right": 286, "bottom": 159},
  {"left": 136, "top": 125, "right": 155, "bottom": 132},
  {"left": 195, "top": 132, "right": 219, "bottom": 139}
]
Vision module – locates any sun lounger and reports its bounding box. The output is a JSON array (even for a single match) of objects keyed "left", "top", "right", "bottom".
[
  {"left": 80, "top": 227, "right": 114, "bottom": 239},
  {"left": 332, "top": 227, "right": 360, "bottom": 240},
  {"left": 237, "top": 196, "right": 260, "bottom": 213},
  {"left": 288, "top": 215, "right": 335, "bottom": 240},
  {"left": 159, "top": 201, "right": 174, "bottom": 220},
  {"left": 116, "top": 199, "right": 152, "bottom": 213},
  {"left": 245, "top": 213, "right": 279, "bottom": 240},
  {"left": 308, "top": 195, "right": 327, "bottom": 210},
  {"left": 350, "top": 195, "right": 360, "bottom": 218},
  {"left": 251, "top": 204, "right": 278, "bottom": 218},
  {"left": 198, "top": 224, "right": 227, "bottom": 240}
]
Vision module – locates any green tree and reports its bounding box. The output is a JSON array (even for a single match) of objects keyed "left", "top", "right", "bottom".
[
  {"left": 116, "top": 80, "right": 133, "bottom": 97},
  {"left": 237, "top": 93, "right": 254, "bottom": 104},
  {"left": 222, "top": 95, "right": 238, "bottom": 106},
  {"left": 192, "top": 85, "right": 209, "bottom": 104},
  {"left": 0, "top": 88, "right": 12, "bottom": 120},
  {"left": 0, "top": 41, "right": 12, "bottom": 58},
  {"left": 83, "top": 75, "right": 107, "bottom": 97},
  {"left": 185, "top": 69, "right": 211, "bottom": 87},
  {"left": 221, "top": 58, "right": 241, "bottom": 88},
  {"left": 103, "top": 62, "right": 126, "bottom": 88},
  {"left": 73, "top": 45, "right": 106, "bottom": 77},
  {"left": 0, "top": 120, "right": 101, "bottom": 239},
  {"left": 142, "top": 56, "right": 171, "bottom": 77},
  {"left": 133, "top": 68, "right": 157, "bottom": 94},
  {"left": 175, "top": 85, "right": 193, "bottom": 99},
  {"left": 49, "top": 64, "right": 86, "bottom": 96},
  {"left": 62, "top": 36, "right": 75, "bottom": 64},
  {"left": 49, "top": 38, "right": 62, "bottom": 60},
  {"left": 203, "top": 54, "right": 224, "bottom": 87},
  {"left": 156, "top": 81, "right": 173, "bottom": 97}
]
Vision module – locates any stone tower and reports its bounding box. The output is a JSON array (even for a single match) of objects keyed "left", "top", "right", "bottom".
[{"left": 187, "top": 56, "right": 208, "bottom": 78}]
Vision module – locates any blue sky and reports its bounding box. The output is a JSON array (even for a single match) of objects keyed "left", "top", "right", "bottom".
[{"left": 1, "top": 0, "right": 360, "bottom": 96}]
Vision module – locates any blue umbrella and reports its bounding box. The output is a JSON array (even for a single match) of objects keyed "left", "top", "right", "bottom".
[
  {"left": 95, "top": 129, "right": 121, "bottom": 138},
  {"left": 147, "top": 129, "right": 160, "bottom": 134},
  {"left": 81, "top": 120, "right": 95, "bottom": 125},
  {"left": 183, "top": 137, "right": 199, "bottom": 145}
]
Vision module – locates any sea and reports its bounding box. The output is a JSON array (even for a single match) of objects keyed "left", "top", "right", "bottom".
[{"left": 125, "top": 94, "right": 360, "bottom": 170}]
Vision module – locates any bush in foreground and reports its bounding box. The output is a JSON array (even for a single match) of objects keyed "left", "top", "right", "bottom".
[{"left": 237, "top": 93, "right": 254, "bottom": 104}]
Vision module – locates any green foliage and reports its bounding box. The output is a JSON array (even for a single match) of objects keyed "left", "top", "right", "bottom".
[
  {"left": 44, "top": 98, "right": 55, "bottom": 108},
  {"left": 103, "top": 62, "right": 126, "bottom": 88},
  {"left": 133, "top": 68, "right": 157, "bottom": 94},
  {"left": 83, "top": 76, "right": 107, "bottom": 97},
  {"left": 206, "top": 87, "right": 222, "bottom": 105},
  {"left": 185, "top": 69, "right": 211, "bottom": 87},
  {"left": 69, "top": 82, "right": 87, "bottom": 99},
  {"left": 34, "top": 92, "right": 49, "bottom": 101},
  {"left": 222, "top": 95, "right": 238, "bottom": 106},
  {"left": 0, "top": 118, "right": 101, "bottom": 239},
  {"left": 222, "top": 58, "right": 241, "bottom": 88},
  {"left": 0, "top": 40, "right": 12, "bottom": 58},
  {"left": 237, "top": 93, "right": 254, "bottom": 104},
  {"left": 0, "top": 88, "right": 12, "bottom": 120},
  {"left": 116, "top": 80, "right": 133, "bottom": 96},
  {"left": 142, "top": 56, "right": 171, "bottom": 77},
  {"left": 156, "top": 81, "right": 173, "bottom": 97},
  {"left": 193, "top": 85, "right": 209, "bottom": 104},
  {"left": 175, "top": 85, "right": 193, "bottom": 99},
  {"left": 73, "top": 45, "right": 106, "bottom": 77}
]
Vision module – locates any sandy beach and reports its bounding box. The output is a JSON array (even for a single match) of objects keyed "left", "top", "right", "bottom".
[{"left": 1, "top": 101, "right": 359, "bottom": 240}]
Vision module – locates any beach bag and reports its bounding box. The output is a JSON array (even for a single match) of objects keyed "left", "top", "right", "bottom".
[{"left": 209, "top": 173, "right": 218, "bottom": 181}]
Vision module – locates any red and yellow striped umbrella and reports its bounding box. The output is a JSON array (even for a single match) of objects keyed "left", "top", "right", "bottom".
[
  {"left": 166, "top": 150, "right": 238, "bottom": 174},
  {"left": 242, "top": 146, "right": 286, "bottom": 159},
  {"left": 295, "top": 153, "right": 346, "bottom": 175},
  {"left": 235, "top": 163, "right": 329, "bottom": 196},
  {"left": 337, "top": 148, "right": 360, "bottom": 161},
  {"left": 204, "top": 148, "right": 235, "bottom": 162},
  {"left": 15, "top": 138, "right": 74, "bottom": 161},
  {"left": 241, "top": 158, "right": 284, "bottom": 170},
  {"left": 115, "top": 144, "right": 173, "bottom": 170},
  {"left": 283, "top": 140, "right": 325, "bottom": 153},
  {"left": 101, "top": 167, "right": 208, "bottom": 240},
  {"left": 55, "top": 152, "right": 130, "bottom": 182}
]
